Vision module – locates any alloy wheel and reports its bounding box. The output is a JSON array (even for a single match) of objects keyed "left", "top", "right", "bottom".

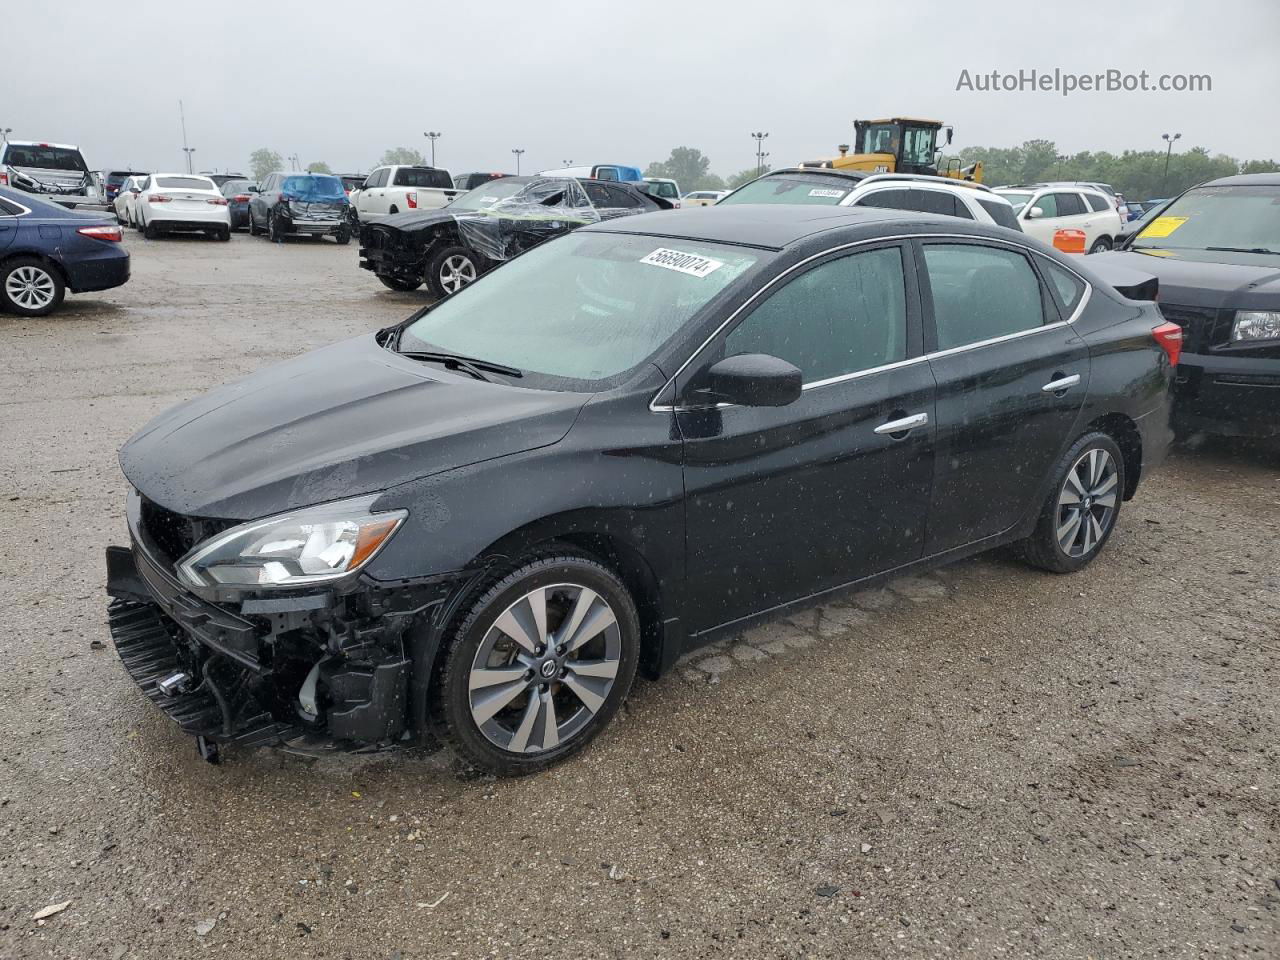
[
  {"left": 5, "top": 265, "right": 57, "bottom": 310},
  {"left": 468, "top": 583, "right": 622, "bottom": 754},
  {"left": 439, "top": 255, "right": 477, "bottom": 293},
  {"left": 1056, "top": 448, "right": 1118, "bottom": 557}
]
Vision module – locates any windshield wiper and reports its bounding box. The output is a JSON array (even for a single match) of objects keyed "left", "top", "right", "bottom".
[
  {"left": 397, "top": 351, "right": 523, "bottom": 381},
  {"left": 1205, "top": 246, "right": 1280, "bottom": 256}
]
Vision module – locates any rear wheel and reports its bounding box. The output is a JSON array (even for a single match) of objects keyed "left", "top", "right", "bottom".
[
  {"left": 217, "top": 226, "right": 231, "bottom": 242},
  {"left": 143, "top": 220, "right": 159, "bottom": 240},
  {"left": 1, "top": 257, "right": 66, "bottom": 317},
  {"left": 437, "top": 553, "right": 640, "bottom": 776},
  {"left": 269, "top": 209, "right": 286, "bottom": 243},
  {"left": 377, "top": 273, "right": 422, "bottom": 292},
  {"left": 248, "top": 208, "right": 261, "bottom": 236},
  {"left": 1020, "top": 432, "right": 1125, "bottom": 573},
  {"left": 426, "top": 246, "right": 479, "bottom": 299},
  {"left": 1088, "top": 236, "right": 1113, "bottom": 254}
]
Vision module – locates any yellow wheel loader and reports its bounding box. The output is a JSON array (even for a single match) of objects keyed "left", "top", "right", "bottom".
[{"left": 799, "top": 118, "right": 983, "bottom": 183}]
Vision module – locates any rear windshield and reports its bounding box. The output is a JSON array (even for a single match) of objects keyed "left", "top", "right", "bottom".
[
  {"left": 221, "top": 180, "right": 255, "bottom": 195},
  {"left": 282, "top": 175, "right": 346, "bottom": 200},
  {"left": 996, "top": 191, "right": 1033, "bottom": 214},
  {"left": 721, "top": 174, "right": 858, "bottom": 206},
  {"left": 156, "top": 176, "right": 216, "bottom": 191},
  {"left": 976, "top": 197, "right": 1022, "bottom": 231},
  {"left": 393, "top": 167, "right": 453, "bottom": 189},
  {"left": 4, "top": 145, "right": 88, "bottom": 172},
  {"left": 106, "top": 171, "right": 141, "bottom": 185},
  {"left": 449, "top": 179, "right": 533, "bottom": 211},
  {"left": 646, "top": 181, "right": 679, "bottom": 199}
]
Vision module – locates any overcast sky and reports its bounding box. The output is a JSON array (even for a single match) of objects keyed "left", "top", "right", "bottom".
[{"left": 7, "top": 0, "right": 1278, "bottom": 177}]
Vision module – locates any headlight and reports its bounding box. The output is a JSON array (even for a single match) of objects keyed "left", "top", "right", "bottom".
[
  {"left": 1231, "top": 310, "right": 1280, "bottom": 343},
  {"left": 177, "top": 495, "right": 407, "bottom": 588}
]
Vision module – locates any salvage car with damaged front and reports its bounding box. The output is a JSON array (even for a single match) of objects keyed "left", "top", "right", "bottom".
[
  {"left": 1094, "top": 173, "right": 1280, "bottom": 438},
  {"left": 108, "top": 205, "right": 1175, "bottom": 775}
]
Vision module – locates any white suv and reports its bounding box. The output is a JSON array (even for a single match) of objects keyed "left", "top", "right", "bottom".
[
  {"left": 719, "top": 170, "right": 1022, "bottom": 231},
  {"left": 994, "top": 184, "right": 1124, "bottom": 253}
]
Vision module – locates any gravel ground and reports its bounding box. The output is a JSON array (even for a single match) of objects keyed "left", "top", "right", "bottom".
[{"left": 1, "top": 232, "right": 1278, "bottom": 960}]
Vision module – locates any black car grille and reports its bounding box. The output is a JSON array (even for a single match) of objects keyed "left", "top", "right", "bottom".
[
  {"left": 1158, "top": 304, "right": 1224, "bottom": 352},
  {"left": 138, "top": 496, "right": 235, "bottom": 568}
]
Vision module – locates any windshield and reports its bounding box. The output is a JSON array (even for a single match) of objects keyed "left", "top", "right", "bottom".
[
  {"left": 448, "top": 179, "right": 536, "bottom": 211},
  {"left": 399, "top": 232, "right": 762, "bottom": 383},
  {"left": 1130, "top": 184, "right": 1280, "bottom": 253},
  {"left": 646, "top": 181, "right": 679, "bottom": 199},
  {"left": 4, "top": 145, "right": 88, "bottom": 172},
  {"left": 156, "top": 176, "right": 216, "bottom": 191},
  {"left": 282, "top": 175, "right": 346, "bottom": 200},
  {"left": 997, "top": 191, "right": 1033, "bottom": 214},
  {"left": 721, "top": 175, "right": 857, "bottom": 206}
]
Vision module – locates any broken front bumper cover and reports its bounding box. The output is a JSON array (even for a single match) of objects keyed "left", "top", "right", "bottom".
[{"left": 105, "top": 526, "right": 459, "bottom": 754}]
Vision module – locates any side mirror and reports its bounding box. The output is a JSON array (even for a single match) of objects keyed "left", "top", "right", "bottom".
[
  {"left": 701, "top": 354, "right": 802, "bottom": 407},
  {"left": 1026, "top": 205, "right": 1044, "bottom": 220}
]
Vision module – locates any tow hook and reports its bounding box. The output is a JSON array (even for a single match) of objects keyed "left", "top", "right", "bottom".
[{"left": 196, "top": 736, "right": 220, "bottom": 765}]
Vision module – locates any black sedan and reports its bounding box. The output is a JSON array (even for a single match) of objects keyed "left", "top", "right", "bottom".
[
  {"left": 359, "top": 175, "right": 670, "bottom": 299},
  {"left": 1096, "top": 173, "right": 1280, "bottom": 438},
  {"left": 1, "top": 186, "right": 129, "bottom": 316},
  {"left": 220, "top": 178, "right": 257, "bottom": 231},
  {"left": 106, "top": 205, "right": 1175, "bottom": 775}
]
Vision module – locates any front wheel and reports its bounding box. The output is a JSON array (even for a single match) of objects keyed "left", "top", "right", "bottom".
[
  {"left": 334, "top": 227, "right": 351, "bottom": 245},
  {"left": 1, "top": 257, "right": 66, "bottom": 316},
  {"left": 1088, "top": 236, "right": 1113, "bottom": 254},
  {"left": 377, "top": 273, "right": 422, "bottom": 292},
  {"left": 437, "top": 553, "right": 641, "bottom": 776},
  {"left": 1020, "top": 432, "right": 1125, "bottom": 573},
  {"left": 426, "top": 245, "right": 480, "bottom": 299}
]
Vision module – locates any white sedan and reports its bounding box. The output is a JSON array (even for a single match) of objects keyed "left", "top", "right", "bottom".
[
  {"left": 112, "top": 174, "right": 147, "bottom": 227},
  {"left": 135, "top": 173, "right": 231, "bottom": 241}
]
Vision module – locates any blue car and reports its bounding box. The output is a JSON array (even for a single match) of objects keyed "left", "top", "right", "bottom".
[{"left": 0, "top": 186, "right": 130, "bottom": 316}]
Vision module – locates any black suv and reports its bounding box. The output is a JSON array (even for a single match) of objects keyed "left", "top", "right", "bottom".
[
  {"left": 248, "top": 172, "right": 352, "bottom": 244},
  {"left": 359, "top": 176, "right": 669, "bottom": 298}
]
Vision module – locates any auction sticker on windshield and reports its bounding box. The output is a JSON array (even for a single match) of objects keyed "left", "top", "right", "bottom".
[
  {"left": 640, "top": 247, "right": 725, "bottom": 278},
  {"left": 808, "top": 188, "right": 847, "bottom": 198},
  {"left": 1138, "top": 216, "right": 1189, "bottom": 239}
]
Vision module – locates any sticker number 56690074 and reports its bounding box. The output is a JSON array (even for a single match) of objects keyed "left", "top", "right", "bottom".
[{"left": 640, "top": 247, "right": 725, "bottom": 278}]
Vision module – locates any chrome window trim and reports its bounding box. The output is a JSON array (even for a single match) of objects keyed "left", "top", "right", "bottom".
[
  {"left": 650, "top": 232, "right": 1093, "bottom": 413},
  {"left": 0, "top": 197, "right": 32, "bottom": 217}
]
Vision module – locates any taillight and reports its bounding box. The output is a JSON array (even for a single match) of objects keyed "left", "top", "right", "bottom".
[
  {"left": 77, "top": 224, "right": 123, "bottom": 242},
  {"left": 148, "top": 194, "right": 171, "bottom": 203},
  {"left": 406, "top": 191, "right": 418, "bottom": 209},
  {"left": 232, "top": 194, "right": 250, "bottom": 202},
  {"left": 0, "top": 172, "right": 8, "bottom": 186},
  {"left": 1152, "top": 321, "right": 1183, "bottom": 367},
  {"left": 207, "top": 197, "right": 228, "bottom": 205}
]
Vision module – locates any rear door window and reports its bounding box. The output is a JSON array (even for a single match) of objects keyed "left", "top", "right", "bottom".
[
  {"left": 1054, "top": 193, "right": 1087, "bottom": 217},
  {"left": 853, "top": 188, "right": 912, "bottom": 211},
  {"left": 923, "top": 243, "right": 1047, "bottom": 350}
]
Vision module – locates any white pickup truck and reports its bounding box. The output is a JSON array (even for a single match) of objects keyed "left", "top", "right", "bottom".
[
  {"left": 348, "top": 165, "right": 461, "bottom": 223},
  {"left": 0, "top": 140, "right": 107, "bottom": 210}
]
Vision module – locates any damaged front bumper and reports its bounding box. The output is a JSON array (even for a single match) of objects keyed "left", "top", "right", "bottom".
[{"left": 105, "top": 494, "right": 465, "bottom": 758}]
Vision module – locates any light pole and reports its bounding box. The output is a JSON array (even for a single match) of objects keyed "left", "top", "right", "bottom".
[
  {"left": 751, "top": 131, "right": 769, "bottom": 176},
  {"left": 1055, "top": 154, "right": 1067, "bottom": 179},
  {"left": 424, "top": 131, "right": 441, "bottom": 167},
  {"left": 1, "top": 127, "right": 12, "bottom": 144},
  {"left": 182, "top": 147, "right": 196, "bottom": 174},
  {"left": 511, "top": 148, "right": 525, "bottom": 175},
  {"left": 178, "top": 99, "right": 193, "bottom": 172},
  {"left": 289, "top": 154, "right": 301, "bottom": 172},
  {"left": 562, "top": 159, "right": 573, "bottom": 167},
  {"left": 1161, "top": 132, "right": 1182, "bottom": 195}
]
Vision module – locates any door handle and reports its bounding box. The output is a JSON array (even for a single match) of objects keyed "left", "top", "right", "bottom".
[
  {"left": 874, "top": 412, "right": 929, "bottom": 435},
  {"left": 1041, "top": 374, "right": 1081, "bottom": 393}
]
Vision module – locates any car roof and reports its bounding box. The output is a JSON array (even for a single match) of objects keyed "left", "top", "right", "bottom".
[
  {"left": 4, "top": 140, "right": 80, "bottom": 150},
  {"left": 766, "top": 166, "right": 869, "bottom": 184},
  {"left": 584, "top": 203, "right": 945, "bottom": 249},
  {"left": 1202, "top": 172, "right": 1280, "bottom": 187}
]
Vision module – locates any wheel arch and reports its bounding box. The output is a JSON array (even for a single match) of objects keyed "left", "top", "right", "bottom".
[
  {"left": 1086, "top": 412, "right": 1142, "bottom": 499},
  {"left": 0, "top": 249, "right": 69, "bottom": 287}
]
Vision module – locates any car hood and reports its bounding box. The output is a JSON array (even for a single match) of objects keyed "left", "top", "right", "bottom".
[
  {"left": 373, "top": 208, "right": 461, "bottom": 233},
  {"left": 1092, "top": 248, "right": 1280, "bottom": 310},
  {"left": 119, "top": 334, "right": 589, "bottom": 520}
]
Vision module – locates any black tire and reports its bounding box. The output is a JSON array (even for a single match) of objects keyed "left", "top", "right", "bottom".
[
  {"left": 426, "top": 245, "right": 480, "bottom": 300},
  {"left": 334, "top": 226, "right": 351, "bottom": 245},
  {"left": 248, "top": 208, "right": 261, "bottom": 236},
  {"left": 1088, "top": 236, "right": 1113, "bottom": 254},
  {"left": 134, "top": 210, "right": 145, "bottom": 232},
  {"left": 269, "top": 209, "right": 286, "bottom": 243},
  {"left": 436, "top": 553, "right": 641, "bottom": 776},
  {"left": 377, "top": 273, "right": 423, "bottom": 292},
  {"left": 388, "top": 205, "right": 399, "bottom": 215},
  {"left": 143, "top": 220, "right": 159, "bottom": 240},
  {"left": 218, "top": 226, "right": 231, "bottom": 242},
  {"left": 0, "top": 256, "right": 66, "bottom": 317},
  {"left": 1020, "top": 431, "right": 1125, "bottom": 574}
]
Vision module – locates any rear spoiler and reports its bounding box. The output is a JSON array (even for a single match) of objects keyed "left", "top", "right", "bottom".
[{"left": 1084, "top": 259, "right": 1159, "bottom": 302}]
